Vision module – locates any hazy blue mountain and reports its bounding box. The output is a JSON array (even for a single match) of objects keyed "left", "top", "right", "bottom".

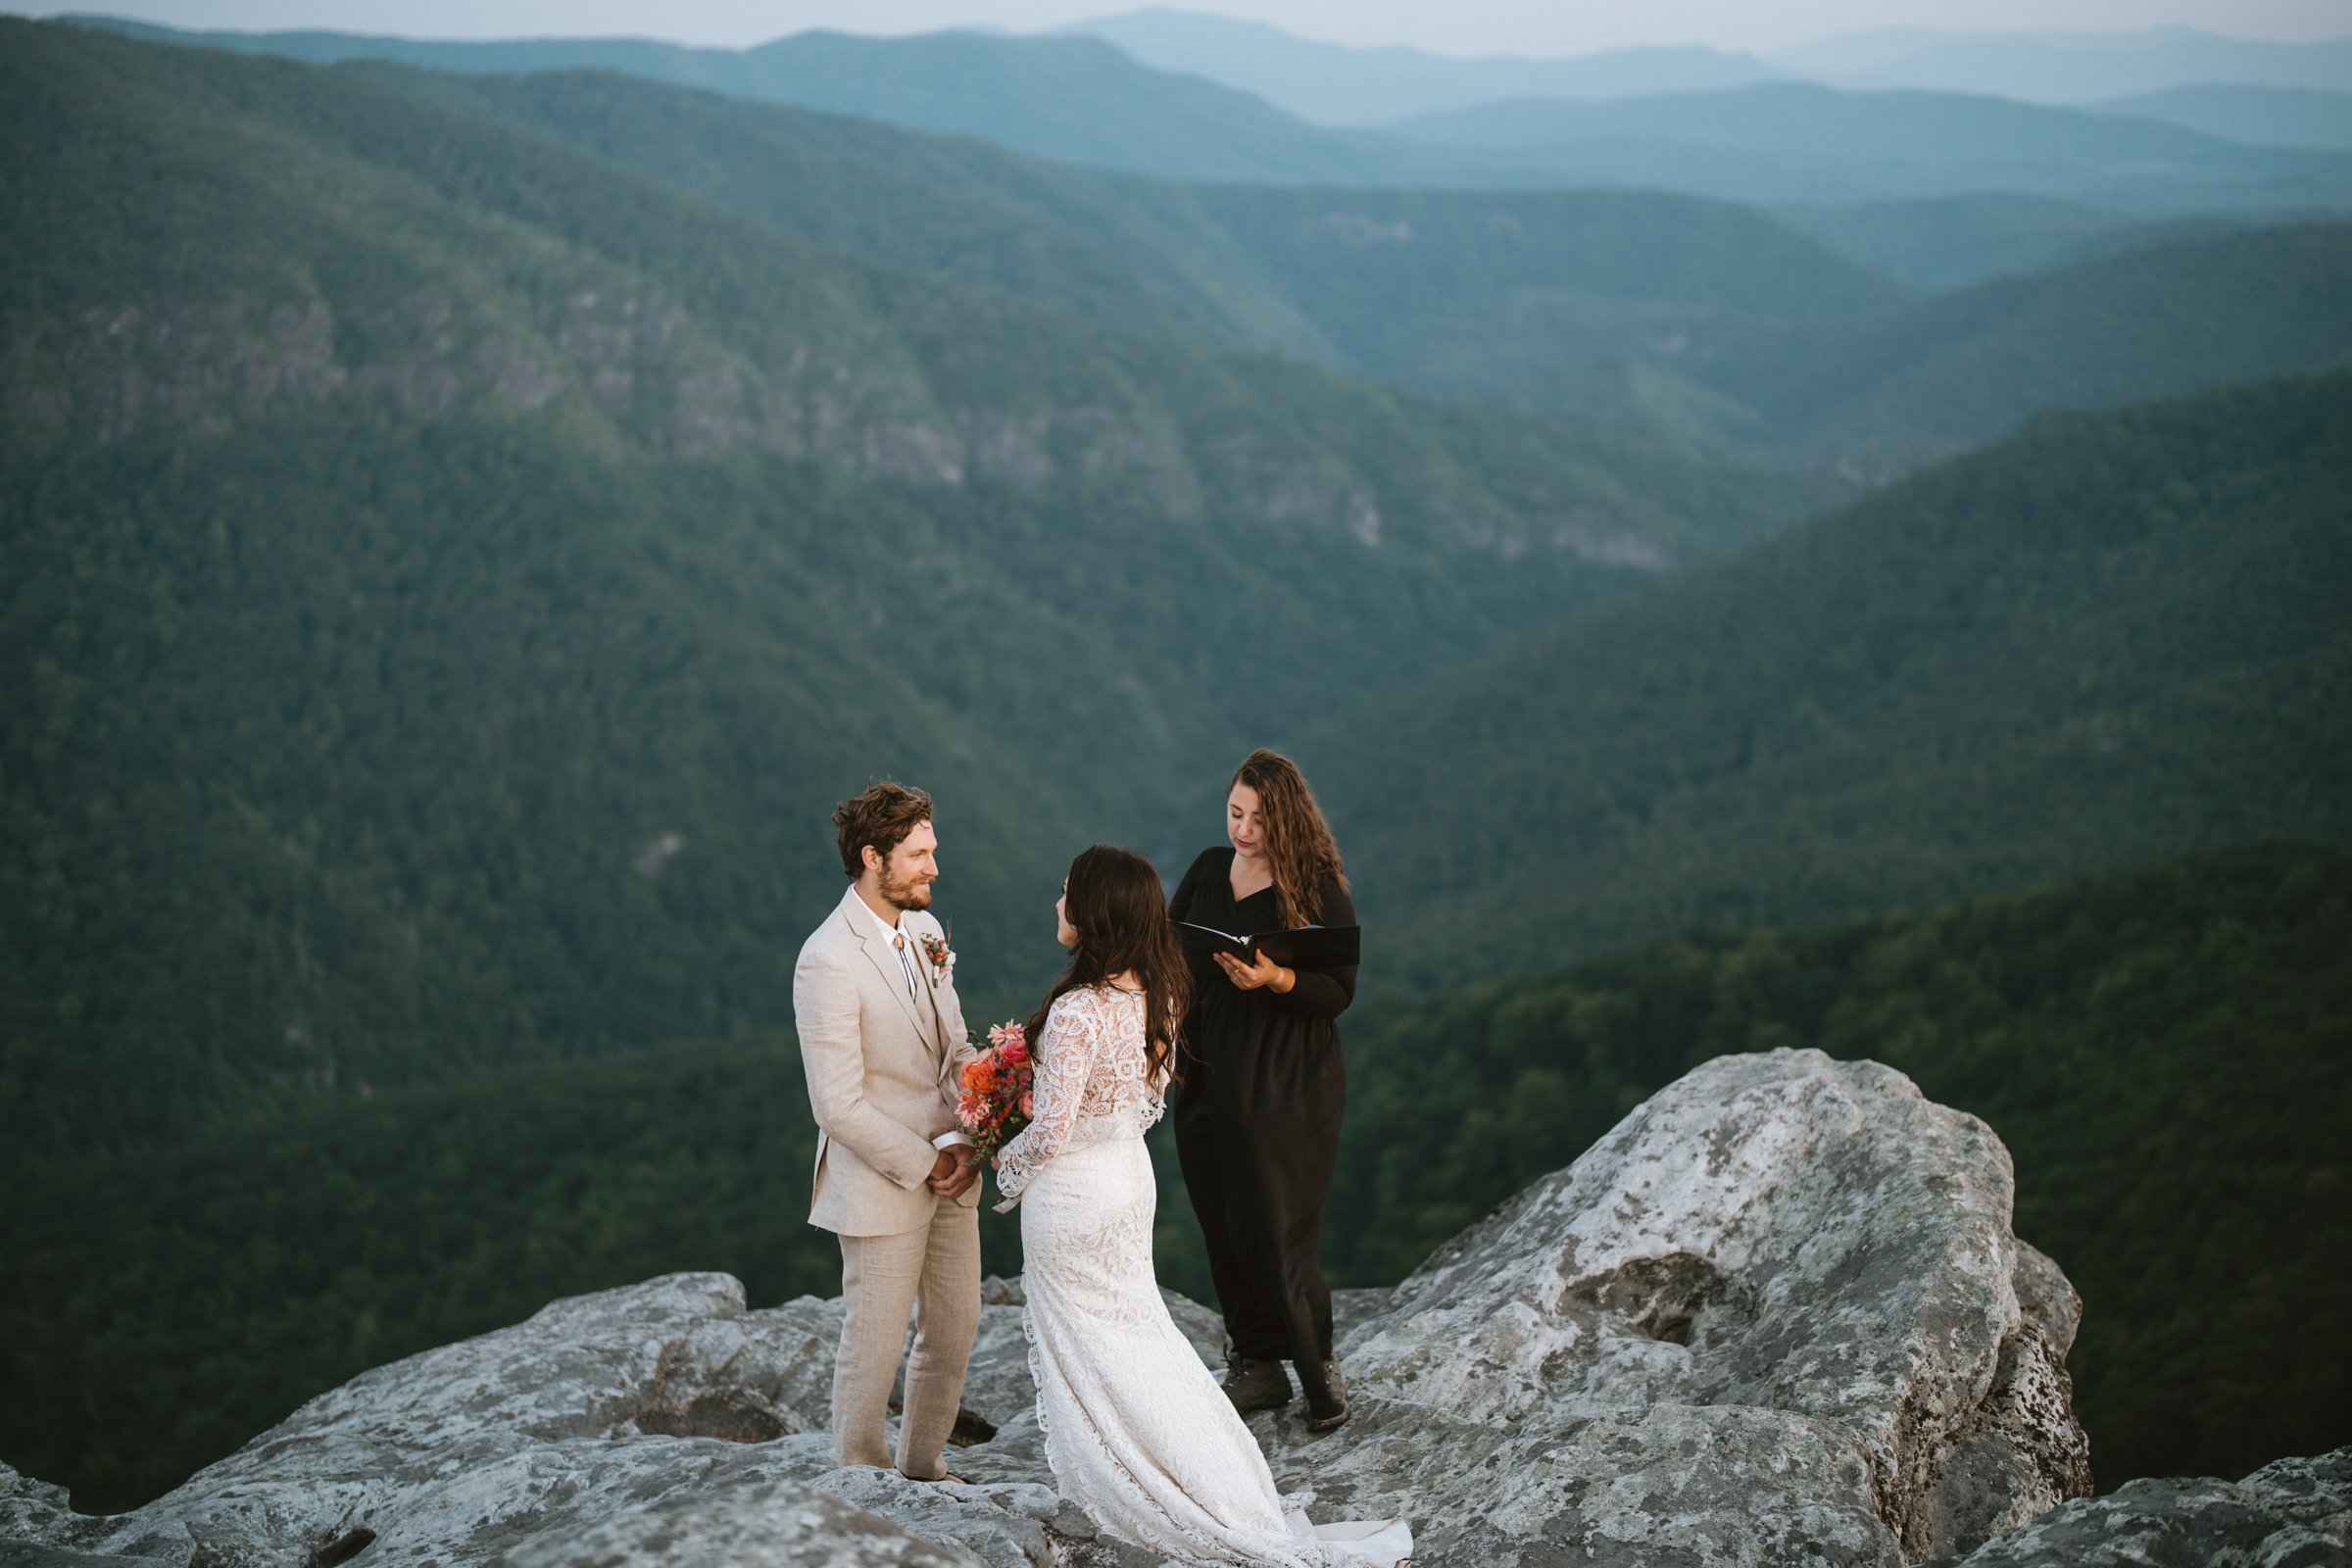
[
  {"left": 1770, "top": 194, "right": 2170, "bottom": 290},
  {"left": 65, "top": 16, "right": 2352, "bottom": 215},
  {"left": 1054, "top": 7, "right": 1784, "bottom": 124},
  {"left": 59, "top": 17, "right": 1394, "bottom": 184},
  {"left": 1773, "top": 25, "right": 2352, "bottom": 103},
  {"left": 2091, "top": 84, "right": 2352, "bottom": 152},
  {"left": 701, "top": 29, "right": 1375, "bottom": 183},
  {"left": 1320, "top": 368, "right": 2352, "bottom": 988},
  {"left": 1379, "top": 81, "right": 2352, "bottom": 210},
  {"left": 1687, "top": 222, "right": 2352, "bottom": 465}
]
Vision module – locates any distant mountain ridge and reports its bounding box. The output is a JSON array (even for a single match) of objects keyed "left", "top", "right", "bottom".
[
  {"left": 2089, "top": 84, "right": 2352, "bottom": 152},
  {"left": 61, "top": 15, "right": 2352, "bottom": 214},
  {"left": 1054, "top": 7, "right": 1787, "bottom": 124},
  {"left": 1374, "top": 80, "right": 2352, "bottom": 209},
  {"left": 60, "top": 16, "right": 1394, "bottom": 184},
  {"left": 1056, "top": 11, "right": 2352, "bottom": 120},
  {"left": 1772, "top": 25, "right": 2352, "bottom": 103}
]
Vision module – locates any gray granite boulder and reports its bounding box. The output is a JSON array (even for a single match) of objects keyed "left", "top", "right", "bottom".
[
  {"left": 9, "top": 1047, "right": 2290, "bottom": 1568},
  {"left": 1279, "top": 1049, "right": 2090, "bottom": 1563},
  {"left": 1942, "top": 1447, "right": 2351, "bottom": 1566}
]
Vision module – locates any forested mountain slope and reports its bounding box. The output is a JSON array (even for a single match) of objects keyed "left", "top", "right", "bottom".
[
  {"left": 324, "top": 67, "right": 2352, "bottom": 471},
  {"left": 1325, "top": 368, "right": 2352, "bottom": 986},
  {"left": 365, "top": 63, "right": 1906, "bottom": 377}
]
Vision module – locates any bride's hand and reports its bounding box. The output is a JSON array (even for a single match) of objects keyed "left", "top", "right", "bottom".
[{"left": 1213, "top": 950, "right": 1294, "bottom": 994}]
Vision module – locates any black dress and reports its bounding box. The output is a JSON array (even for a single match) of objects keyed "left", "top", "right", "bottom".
[{"left": 1168, "top": 846, "right": 1355, "bottom": 1414}]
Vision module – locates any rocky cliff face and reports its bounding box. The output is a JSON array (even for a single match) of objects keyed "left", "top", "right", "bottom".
[{"left": 3, "top": 1049, "right": 2342, "bottom": 1567}]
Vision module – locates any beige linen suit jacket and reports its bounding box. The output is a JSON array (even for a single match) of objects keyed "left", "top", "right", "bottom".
[{"left": 793, "top": 885, "right": 981, "bottom": 1237}]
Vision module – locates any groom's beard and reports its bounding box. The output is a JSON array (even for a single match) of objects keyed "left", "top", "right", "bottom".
[{"left": 881, "top": 868, "right": 934, "bottom": 912}]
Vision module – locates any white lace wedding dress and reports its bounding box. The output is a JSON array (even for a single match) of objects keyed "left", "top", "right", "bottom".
[{"left": 994, "top": 984, "right": 1411, "bottom": 1568}]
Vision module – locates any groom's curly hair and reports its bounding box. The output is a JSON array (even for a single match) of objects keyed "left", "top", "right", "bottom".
[{"left": 833, "top": 780, "right": 933, "bottom": 879}]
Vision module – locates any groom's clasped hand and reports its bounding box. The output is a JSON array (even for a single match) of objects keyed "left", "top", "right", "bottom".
[
  {"left": 792, "top": 761, "right": 1408, "bottom": 1565},
  {"left": 927, "top": 1141, "right": 980, "bottom": 1200}
]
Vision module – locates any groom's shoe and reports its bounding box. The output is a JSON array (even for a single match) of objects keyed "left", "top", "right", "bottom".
[
  {"left": 1301, "top": 1357, "right": 1350, "bottom": 1434},
  {"left": 1220, "top": 1342, "right": 1294, "bottom": 1412}
]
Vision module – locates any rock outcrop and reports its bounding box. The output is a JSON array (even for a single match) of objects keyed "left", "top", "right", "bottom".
[
  {"left": 1934, "top": 1448, "right": 2352, "bottom": 1567},
  {"left": 1294, "top": 1049, "right": 2091, "bottom": 1564},
  {"left": 0, "top": 1049, "right": 2336, "bottom": 1566}
]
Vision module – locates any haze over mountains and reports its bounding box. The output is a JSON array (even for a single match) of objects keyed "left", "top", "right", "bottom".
[
  {"left": 2092, "top": 83, "right": 2352, "bottom": 151},
  {"left": 69, "top": 14, "right": 2352, "bottom": 212},
  {"left": 1066, "top": 11, "right": 2352, "bottom": 122},
  {"left": 4, "top": 3, "right": 2348, "bottom": 1527},
  {"left": 1057, "top": 9, "right": 1792, "bottom": 122},
  {"left": 1774, "top": 25, "right": 2352, "bottom": 102}
]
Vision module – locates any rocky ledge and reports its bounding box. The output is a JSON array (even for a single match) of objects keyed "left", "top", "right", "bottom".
[{"left": 3, "top": 1049, "right": 2344, "bottom": 1566}]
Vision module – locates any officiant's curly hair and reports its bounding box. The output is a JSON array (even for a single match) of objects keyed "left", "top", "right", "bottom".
[
  {"left": 1028, "top": 846, "right": 1190, "bottom": 1086},
  {"left": 1232, "top": 748, "right": 1348, "bottom": 930},
  {"left": 833, "top": 779, "right": 932, "bottom": 879}
]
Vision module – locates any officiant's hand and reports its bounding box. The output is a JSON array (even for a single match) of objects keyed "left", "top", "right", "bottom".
[
  {"left": 1214, "top": 950, "right": 1295, "bottom": 994},
  {"left": 929, "top": 1146, "right": 980, "bottom": 1199}
]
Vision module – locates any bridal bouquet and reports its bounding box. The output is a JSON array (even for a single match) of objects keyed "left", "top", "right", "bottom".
[{"left": 956, "top": 1020, "right": 1034, "bottom": 1159}]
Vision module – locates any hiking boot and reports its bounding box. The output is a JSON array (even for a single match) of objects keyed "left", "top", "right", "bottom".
[
  {"left": 1302, "top": 1357, "right": 1350, "bottom": 1433},
  {"left": 1220, "top": 1341, "right": 1293, "bottom": 1412}
]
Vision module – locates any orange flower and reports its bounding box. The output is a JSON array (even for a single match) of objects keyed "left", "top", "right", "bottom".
[{"left": 961, "top": 1058, "right": 997, "bottom": 1096}]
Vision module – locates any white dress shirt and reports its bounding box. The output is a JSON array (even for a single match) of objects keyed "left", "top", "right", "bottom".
[{"left": 853, "top": 890, "right": 973, "bottom": 1154}]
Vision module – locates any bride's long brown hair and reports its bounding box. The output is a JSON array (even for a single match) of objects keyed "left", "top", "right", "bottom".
[
  {"left": 1232, "top": 748, "right": 1348, "bottom": 930},
  {"left": 1027, "top": 845, "right": 1191, "bottom": 1085}
]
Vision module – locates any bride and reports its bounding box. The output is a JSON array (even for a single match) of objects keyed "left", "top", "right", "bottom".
[{"left": 991, "top": 845, "right": 1411, "bottom": 1567}]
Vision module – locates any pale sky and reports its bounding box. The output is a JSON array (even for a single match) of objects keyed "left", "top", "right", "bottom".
[{"left": 17, "top": 0, "right": 2351, "bottom": 52}]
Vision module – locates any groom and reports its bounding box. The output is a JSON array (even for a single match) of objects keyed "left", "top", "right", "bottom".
[{"left": 793, "top": 780, "right": 983, "bottom": 1481}]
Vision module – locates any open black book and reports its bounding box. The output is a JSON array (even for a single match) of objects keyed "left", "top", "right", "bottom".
[{"left": 1178, "top": 921, "right": 1361, "bottom": 971}]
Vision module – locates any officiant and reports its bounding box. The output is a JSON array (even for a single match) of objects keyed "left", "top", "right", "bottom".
[{"left": 1168, "top": 747, "right": 1359, "bottom": 1434}]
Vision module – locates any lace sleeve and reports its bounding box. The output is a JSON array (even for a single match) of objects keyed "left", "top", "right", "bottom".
[{"left": 993, "top": 993, "right": 1101, "bottom": 1202}]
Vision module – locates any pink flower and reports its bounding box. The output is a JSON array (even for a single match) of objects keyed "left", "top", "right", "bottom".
[
  {"left": 1019, "top": 1091, "right": 1035, "bottom": 1118},
  {"left": 998, "top": 1036, "right": 1029, "bottom": 1065}
]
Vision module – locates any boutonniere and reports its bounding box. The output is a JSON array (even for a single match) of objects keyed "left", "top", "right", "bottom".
[{"left": 919, "top": 930, "right": 955, "bottom": 984}]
